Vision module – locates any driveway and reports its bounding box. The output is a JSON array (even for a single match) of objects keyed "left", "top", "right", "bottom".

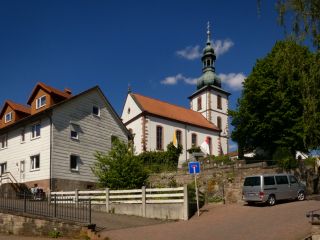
[{"left": 100, "top": 200, "right": 318, "bottom": 240}]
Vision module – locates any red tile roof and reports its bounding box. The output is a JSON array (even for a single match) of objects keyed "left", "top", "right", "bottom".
[
  {"left": 0, "top": 100, "right": 31, "bottom": 117},
  {"left": 27, "top": 82, "right": 71, "bottom": 105},
  {"left": 131, "top": 93, "right": 220, "bottom": 131}
]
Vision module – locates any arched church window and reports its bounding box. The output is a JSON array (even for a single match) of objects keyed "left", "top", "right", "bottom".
[
  {"left": 217, "top": 116, "right": 222, "bottom": 129},
  {"left": 156, "top": 125, "right": 163, "bottom": 150},
  {"left": 217, "top": 95, "right": 222, "bottom": 109},
  {"left": 197, "top": 97, "right": 202, "bottom": 110},
  {"left": 191, "top": 133, "right": 197, "bottom": 147},
  {"left": 176, "top": 130, "right": 182, "bottom": 146}
]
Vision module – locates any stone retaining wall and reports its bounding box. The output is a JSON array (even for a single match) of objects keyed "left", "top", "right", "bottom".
[
  {"left": 0, "top": 212, "right": 85, "bottom": 238},
  {"left": 148, "top": 163, "right": 317, "bottom": 204}
]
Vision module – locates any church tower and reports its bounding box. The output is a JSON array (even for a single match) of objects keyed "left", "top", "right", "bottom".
[{"left": 188, "top": 22, "right": 230, "bottom": 155}]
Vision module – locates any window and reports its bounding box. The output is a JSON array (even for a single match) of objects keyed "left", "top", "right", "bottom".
[
  {"left": 21, "top": 129, "right": 25, "bottom": 142},
  {"left": 5, "top": 112, "right": 12, "bottom": 123},
  {"left": 217, "top": 116, "right": 222, "bottom": 129},
  {"left": 1, "top": 135, "right": 8, "bottom": 149},
  {"left": 156, "top": 126, "right": 163, "bottom": 150},
  {"left": 197, "top": 97, "right": 202, "bottom": 110},
  {"left": 191, "top": 133, "right": 197, "bottom": 146},
  {"left": 31, "top": 123, "right": 41, "bottom": 138},
  {"left": 217, "top": 95, "right": 222, "bottom": 110},
  {"left": 176, "top": 130, "right": 182, "bottom": 146},
  {"left": 92, "top": 106, "right": 100, "bottom": 117},
  {"left": 70, "top": 155, "right": 79, "bottom": 171},
  {"left": 30, "top": 155, "right": 40, "bottom": 171},
  {"left": 289, "top": 175, "right": 298, "bottom": 184},
  {"left": 127, "top": 108, "right": 131, "bottom": 114},
  {"left": 36, "top": 96, "right": 46, "bottom": 109},
  {"left": 244, "top": 177, "right": 261, "bottom": 186},
  {"left": 275, "top": 175, "right": 289, "bottom": 185},
  {"left": 207, "top": 137, "right": 212, "bottom": 155},
  {"left": 0, "top": 162, "right": 7, "bottom": 175},
  {"left": 264, "top": 176, "right": 275, "bottom": 185},
  {"left": 70, "top": 123, "right": 80, "bottom": 140}
]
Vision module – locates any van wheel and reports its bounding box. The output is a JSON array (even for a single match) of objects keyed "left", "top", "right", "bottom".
[
  {"left": 297, "top": 191, "right": 305, "bottom": 201},
  {"left": 267, "top": 195, "right": 276, "bottom": 206}
]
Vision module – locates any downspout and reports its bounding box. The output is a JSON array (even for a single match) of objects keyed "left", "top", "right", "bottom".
[
  {"left": 185, "top": 125, "right": 188, "bottom": 163},
  {"left": 49, "top": 114, "right": 53, "bottom": 191}
]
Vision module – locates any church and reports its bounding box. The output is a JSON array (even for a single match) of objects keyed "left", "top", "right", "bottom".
[{"left": 121, "top": 25, "right": 230, "bottom": 166}]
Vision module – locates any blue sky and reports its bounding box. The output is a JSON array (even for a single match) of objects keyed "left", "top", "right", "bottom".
[{"left": 0, "top": 0, "right": 285, "bottom": 151}]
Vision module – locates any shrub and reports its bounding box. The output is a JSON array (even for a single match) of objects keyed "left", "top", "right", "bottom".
[
  {"left": 92, "top": 139, "right": 149, "bottom": 189},
  {"left": 273, "top": 147, "right": 298, "bottom": 170},
  {"left": 138, "top": 142, "right": 182, "bottom": 173}
]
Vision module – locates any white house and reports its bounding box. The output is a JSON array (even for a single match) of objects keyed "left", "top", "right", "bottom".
[
  {"left": 0, "top": 82, "right": 129, "bottom": 192},
  {"left": 121, "top": 25, "right": 230, "bottom": 166}
]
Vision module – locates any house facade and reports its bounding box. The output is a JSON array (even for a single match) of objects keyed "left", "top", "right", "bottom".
[
  {"left": 0, "top": 82, "right": 128, "bottom": 192},
  {"left": 121, "top": 24, "right": 230, "bottom": 166}
]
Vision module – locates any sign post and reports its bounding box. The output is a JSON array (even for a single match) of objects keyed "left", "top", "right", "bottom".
[{"left": 188, "top": 161, "right": 200, "bottom": 217}]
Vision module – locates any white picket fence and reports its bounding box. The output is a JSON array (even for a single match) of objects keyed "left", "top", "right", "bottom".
[
  {"left": 50, "top": 186, "right": 188, "bottom": 220},
  {"left": 50, "top": 186, "right": 185, "bottom": 204}
]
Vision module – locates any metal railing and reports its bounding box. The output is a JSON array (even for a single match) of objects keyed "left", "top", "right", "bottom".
[{"left": 0, "top": 191, "right": 91, "bottom": 224}]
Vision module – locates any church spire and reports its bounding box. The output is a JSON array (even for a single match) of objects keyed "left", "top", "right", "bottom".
[
  {"left": 206, "top": 21, "right": 211, "bottom": 44},
  {"left": 196, "top": 22, "right": 221, "bottom": 89}
]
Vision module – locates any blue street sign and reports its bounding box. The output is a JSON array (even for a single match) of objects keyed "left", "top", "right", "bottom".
[{"left": 188, "top": 161, "right": 200, "bottom": 174}]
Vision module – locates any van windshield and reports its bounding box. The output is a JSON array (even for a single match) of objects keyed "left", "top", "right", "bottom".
[{"left": 244, "top": 177, "right": 260, "bottom": 186}]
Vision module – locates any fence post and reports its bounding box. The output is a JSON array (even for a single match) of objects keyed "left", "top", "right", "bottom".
[
  {"left": 142, "top": 186, "right": 146, "bottom": 217},
  {"left": 23, "top": 191, "right": 27, "bottom": 213},
  {"left": 105, "top": 188, "right": 109, "bottom": 213},
  {"left": 183, "top": 184, "right": 189, "bottom": 220},
  {"left": 89, "top": 198, "right": 92, "bottom": 225},
  {"left": 75, "top": 189, "right": 79, "bottom": 207},
  {"left": 47, "top": 191, "right": 51, "bottom": 204},
  {"left": 54, "top": 194, "right": 57, "bottom": 218}
]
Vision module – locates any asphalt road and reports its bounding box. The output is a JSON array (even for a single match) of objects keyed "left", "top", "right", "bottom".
[{"left": 100, "top": 200, "right": 319, "bottom": 240}]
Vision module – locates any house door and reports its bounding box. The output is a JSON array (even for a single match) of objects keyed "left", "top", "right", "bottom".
[
  {"left": 20, "top": 161, "right": 25, "bottom": 181},
  {"left": 0, "top": 162, "right": 7, "bottom": 175}
]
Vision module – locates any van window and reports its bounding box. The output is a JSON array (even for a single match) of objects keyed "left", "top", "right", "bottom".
[
  {"left": 264, "top": 176, "right": 275, "bottom": 185},
  {"left": 289, "top": 175, "right": 298, "bottom": 184},
  {"left": 244, "top": 177, "right": 260, "bottom": 186},
  {"left": 275, "top": 175, "right": 289, "bottom": 185}
]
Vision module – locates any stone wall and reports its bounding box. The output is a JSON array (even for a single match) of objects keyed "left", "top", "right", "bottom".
[
  {"left": 148, "top": 163, "right": 317, "bottom": 204},
  {"left": 0, "top": 212, "right": 85, "bottom": 238}
]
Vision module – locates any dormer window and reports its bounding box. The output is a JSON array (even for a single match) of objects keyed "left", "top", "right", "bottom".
[
  {"left": 36, "top": 96, "right": 46, "bottom": 109},
  {"left": 5, "top": 112, "right": 12, "bottom": 123}
]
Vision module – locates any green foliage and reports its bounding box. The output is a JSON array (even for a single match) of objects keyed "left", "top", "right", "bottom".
[
  {"left": 276, "top": 0, "right": 320, "bottom": 49},
  {"left": 206, "top": 155, "right": 233, "bottom": 165},
  {"left": 304, "top": 157, "right": 316, "bottom": 167},
  {"left": 48, "top": 229, "right": 62, "bottom": 238},
  {"left": 138, "top": 142, "right": 182, "bottom": 173},
  {"left": 230, "top": 40, "right": 320, "bottom": 157},
  {"left": 92, "top": 139, "right": 148, "bottom": 189},
  {"left": 272, "top": 147, "right": 298, "bottom": 170},
  {"left": 187, "top": 146, "right": 201, "bottom": 154}
]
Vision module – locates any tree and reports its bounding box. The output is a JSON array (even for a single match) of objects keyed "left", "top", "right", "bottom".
[
  {"left": 276, "top": 0, "right": 320, "bottom": 49},
  {"left": 92, "top": 139, "right": 148, "bottom": 189},
  {"left": 230, "top": 40, "right": 315, "bottom": 158}
]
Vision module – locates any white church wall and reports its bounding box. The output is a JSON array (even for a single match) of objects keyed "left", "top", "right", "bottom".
[
  {"left": 147, "top": 115, "right": 220, "bottom": 166},
  {"left": 125, "top": 116, "right": 143, "bottom": 154},
  {"left": 121, "top": 94, "right": 142, "bottom": 124}
]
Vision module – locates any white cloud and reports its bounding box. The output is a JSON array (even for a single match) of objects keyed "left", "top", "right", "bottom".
[
  {"left": 218, "top": 73, "right": 246, "bottom": 91},
  {"left": 161, "top": 72, "right": 246, "bottom": 91},
  {"left": 176, "top": 39, "right": 234, "bottom": 60},
  {"left": 160, "top": 74, "right": 197, "bottom": 85},
  {"left": 212, "top": 39, "right": 234, "bottom": 57},
  {"left": 176, "top": 46, "right": 201, "bottom": 60}
]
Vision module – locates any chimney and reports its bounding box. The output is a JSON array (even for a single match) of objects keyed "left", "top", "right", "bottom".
[{"left": 64, "top": 88, "right": 72, "bottom": 95}]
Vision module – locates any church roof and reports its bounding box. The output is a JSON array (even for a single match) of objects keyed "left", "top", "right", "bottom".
[{"left": 130, "top": 93, "right": 220, "bottom": 132}]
